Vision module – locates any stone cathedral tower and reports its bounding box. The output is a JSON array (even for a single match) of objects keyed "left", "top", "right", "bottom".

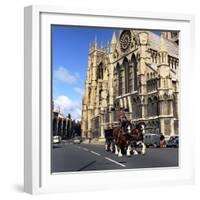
[{"left": 82, "top": 30, "right": 179, "bottom": 142}]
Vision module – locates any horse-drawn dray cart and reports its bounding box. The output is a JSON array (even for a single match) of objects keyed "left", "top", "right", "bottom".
[
  {"left": 104, "top": 121, "right": 147, "bottom": 157},
  {"left": 104, "top": 121, "right": 119, "bottom": 152}
]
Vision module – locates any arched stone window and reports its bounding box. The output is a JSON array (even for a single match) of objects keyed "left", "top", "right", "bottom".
[
  {"left": 133, "top": 96, "right": 142, "bottom": 118},
  {"left": 173, "top": 94, "right": 178, "bottom": 118},
  {"left": 122, "top": 58, "right": 129, "bottom": 93},
  {"left": 90, "top": 63, "right": 93, "bottom": 81},
  {"left": 117, "top": 55, "right": 137, "bottom": 95},
  {"left": 97, "top": 62, "right": 103, "bottom": 79},
  {"left": 131, "top": 54, "right": 138, "bottom": 91},
  {"left": 128, "top": 63, "right": 133, "bottom": 93},
  {"left": 118, "top": 63, "right": 125, "bottom": 95},
  {"left": 99, "top": 89, "right": 103, "bottom": 105},
  {"left": 147, "top": 96, "right": 158, "bottom": 117},
  {"left": 147, "top": 97, "right": 153, "bottom": 117},
  {"left": 113, "top": 66, "right": 118, "bottom": 97},
  {"left": 152, "top": 96, "right": 159, "bottom": 116},
  {"left": 163, "top": 93, "right": 170, "bottom": 115},
  {"left": 88, "top": 88, "right": 91, "bottom": 104}
]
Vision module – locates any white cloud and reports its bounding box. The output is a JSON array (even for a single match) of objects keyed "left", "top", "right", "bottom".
[
  {"left": 74, "top": 87, "right": 84, "bottom": 96},
  {"left": 54, "top": 96, "right": 82, "bottom": 120},
  {"left": 54, "top": 66, "right": 80, "bottom": 84}
]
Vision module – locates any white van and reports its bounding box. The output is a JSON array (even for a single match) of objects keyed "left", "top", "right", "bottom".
[{"left": 144, "top": 133, "right": 160, "bottom": 148}]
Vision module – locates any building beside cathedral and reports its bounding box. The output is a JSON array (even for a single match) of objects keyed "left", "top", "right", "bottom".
[
  {"left": 81, "top": 30, "right": 179, "bottom": 141},
  {"left": 52, "top": 103, "right": 81, "bottom": 140}
]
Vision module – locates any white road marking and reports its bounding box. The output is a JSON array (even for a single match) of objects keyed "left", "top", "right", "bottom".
[
  {"left": 104, "top": 157, "right": 126, "bottom": 167},
  {"left": 90, "top": 151, "right": 101, "bottom": 156},
  {"left": 82, "top": 147, "right": 89, "bottom": 151},
  {"left": 76, "top": 146, "right": 126, "bottom": 168}
]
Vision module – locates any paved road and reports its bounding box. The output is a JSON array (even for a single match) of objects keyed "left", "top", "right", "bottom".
[{"left": 51, "top": 142, "right": 178, "bottom": 173}]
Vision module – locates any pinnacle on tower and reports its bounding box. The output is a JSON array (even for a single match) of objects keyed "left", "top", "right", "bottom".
[
  {"left": 111, "top": 32, "right": 117, "bottom": 44},
  {"left": 100, "top": 40, "right": 103, "bottom": 48},
  {"left": 159, "top": 35, "right": 168, "bottom": 65},
  {"left": 107, "top": 41, "right": 110, "bottom": 52},
  {"left": 159, "top": 35, "right": 167, "bottom": 52},
  {"left": 110, "top": 32, "right": 117, "bottom": 53},
  {"left": 94, "top": 35, "right": 97, "bottom": 49}
]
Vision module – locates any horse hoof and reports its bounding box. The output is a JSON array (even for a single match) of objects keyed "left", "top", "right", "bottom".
[{"left": 118, "top": 154, "right": 123, "bottom": 157}]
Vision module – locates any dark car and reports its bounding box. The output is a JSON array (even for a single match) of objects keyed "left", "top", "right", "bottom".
[{"left": 166, "top": 136, "right": 179, "bottom": 147}]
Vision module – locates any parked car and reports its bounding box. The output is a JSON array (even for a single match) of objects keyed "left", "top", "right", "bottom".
[
  {"left": 73, "top": 136, "right": 82, "bottom": 144},
  {"left": 53, "top": 135, "right": 61, "bottom": 144},
  {"left": 144, "top": 133, "right": 160, "bottom": 148},
  {"left": 166, "top": 136, "right": 179, "bottom": 147}
]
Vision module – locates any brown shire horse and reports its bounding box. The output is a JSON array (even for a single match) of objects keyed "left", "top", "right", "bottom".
[
  {"left": 112, "top": 120, "right": 133, "bottom": 157},
  {"left": 112, "top": 121, "right": 146, "bottom": 157},
  {"left": 128, "top": 122, "right": 146, "bottom": 156}
]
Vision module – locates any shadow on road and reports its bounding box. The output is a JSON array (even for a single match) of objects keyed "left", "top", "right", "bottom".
[
  {"left": 52, "top": 145, "right": 63, "bottom": 149},
  {"left": 77, "top": 160, "right": 96, "bottom": 171}
]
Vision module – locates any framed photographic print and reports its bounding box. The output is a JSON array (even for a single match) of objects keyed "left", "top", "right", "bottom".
[{"left": 24, "top": 5, "right": 195, "bottom": 194}]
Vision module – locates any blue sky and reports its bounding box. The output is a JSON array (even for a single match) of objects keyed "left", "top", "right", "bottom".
[{"left": 52, "top": 25, "right": 119, "bottom": 119}]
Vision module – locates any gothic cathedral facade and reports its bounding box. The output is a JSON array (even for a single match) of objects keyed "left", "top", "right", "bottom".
[{"left": 81, "top": 30, "right": 179, "bottom": 141}]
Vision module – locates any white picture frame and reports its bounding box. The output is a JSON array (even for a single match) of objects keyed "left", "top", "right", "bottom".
[{"left": 24, "top": 5, "right": 195, "bottom": 194}]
